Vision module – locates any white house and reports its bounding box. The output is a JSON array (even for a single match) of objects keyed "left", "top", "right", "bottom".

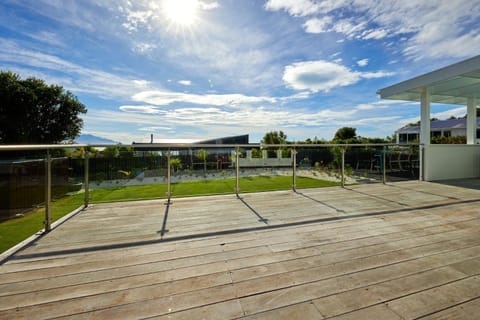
[
  {"left": 378, "top": 55, "right": 480, "bottom": 181},
  {"left": 396, "top": 118, "right": 480, "bottom": 144}
]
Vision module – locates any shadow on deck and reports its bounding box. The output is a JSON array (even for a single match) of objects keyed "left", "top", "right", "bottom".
[{"left": 1, "top": 180, "right": 480, "bottom": 319}]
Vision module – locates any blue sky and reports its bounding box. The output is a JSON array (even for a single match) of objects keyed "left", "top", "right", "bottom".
[{"left": 1, "top": 0, "right": 479, "bottom": 143}]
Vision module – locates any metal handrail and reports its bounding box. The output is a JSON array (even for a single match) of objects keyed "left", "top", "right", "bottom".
[
  {"left": 1, "top": 142, "right": 421, "bottom": 237},
  {"left": 0, "top": 142, "right": 419, "bottom": 151}
]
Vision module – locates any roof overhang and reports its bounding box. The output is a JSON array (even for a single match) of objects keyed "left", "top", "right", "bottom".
[{"left": 377, "top": 55, "right": 480, "bottom": 106}]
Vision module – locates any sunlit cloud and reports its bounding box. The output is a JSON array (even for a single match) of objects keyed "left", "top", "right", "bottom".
[
  {"left": 267, "top": 0, "right": 480, "bottom": 60},
  {"left": 0, "top": 39, "right": 153, "bottom": 99},
  {"left": 139, "top": 126, "right": 173, "bottom": 131},
  {"left": 132, "top": 90, "right": 277, "bottom": 106},
  {"left": 119, "top": 105, "right": 163, "bottom": 114},
  {"left": 357, "top": 59, "right": 369, "bottom": 67},
  {"left": 283, "top": 60, "right": 394, "bottom": 93}
]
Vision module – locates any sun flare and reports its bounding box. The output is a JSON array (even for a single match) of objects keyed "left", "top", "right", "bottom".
[{"left": 163, "top": 0, "right": 199, "bottom": 27}]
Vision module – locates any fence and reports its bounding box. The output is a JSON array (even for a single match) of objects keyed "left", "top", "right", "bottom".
[{"left": 0, "top": 143, "right": 419, "bottom": 233}]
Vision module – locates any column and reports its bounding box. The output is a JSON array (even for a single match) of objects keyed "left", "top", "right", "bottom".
[
  {"left": 420, "top": 88, "right": 431, "bottom": 181},
  {"left": 420, "top": 88, "right": 431, "bottom": 145},
  {"left": 467, "top": 96, "right": 477, "bottom": 144}
]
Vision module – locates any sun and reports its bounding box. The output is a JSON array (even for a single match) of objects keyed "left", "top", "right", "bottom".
[{"left": 162, "top": 0, "right": 199, "bottom": 27}]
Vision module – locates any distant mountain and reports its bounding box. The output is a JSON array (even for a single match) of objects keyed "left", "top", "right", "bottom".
[{"left": 75, "top": 134, "right": 118, "bottom": 144}]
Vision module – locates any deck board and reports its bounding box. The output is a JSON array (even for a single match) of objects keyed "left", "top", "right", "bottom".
[{"left": 1, "top": 181, "right": 480, "bottom": 319}]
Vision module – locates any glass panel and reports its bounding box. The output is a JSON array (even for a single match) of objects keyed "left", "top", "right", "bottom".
[
  {"left": 169, "top": 147, "right": 236, "bottom": 197},
  {"left": 344, "top": 145, "right": 384, "bottom": 184},
  {"left": 235, "top": 145, "right": 293, "bottom": 194},
  {"left": 295, "top": 145, "right": 343, "bottom": 189},
  {"left": 0, "top": 148, "right": 84, "bottom": 254},
  {"left": 385, "top": 145, "right": 420, "bottom": 181}
]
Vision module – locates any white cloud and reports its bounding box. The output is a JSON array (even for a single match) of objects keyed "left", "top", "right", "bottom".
[
  {"left": 115, "top": 104, "right": 358, "bottom": 129},
  {"left": 282, "top": 60, "right": 394, "bottom": 93},
  {"left": 283, "top": 60, "right": 359, "bottom": 92},
  {"left": 432, "top": 106, "right": 467, "bottom": 120},
  {"left": 357, "top": 59, "right": 368, "bottom": 67},
  {"left": 199, "top": 1, "right": 220, "bottom": 10},
  {"left": 132, "top": 42, "right": 157, "bottom": 54},
  {"left": 356, "top": 101, "right": 390, "bottom": 110},
  {"left": 139, "top": 126, "right": 173, "bottom": 131},
  {"left": 303, "top": 17, "right": 331, "bottom": 33},
  {"left": 119, "top": 105, "right": 163, "bottom": 114},
  {"left": 178, "top": 80, "right": 192, "bottom": 86},
  {"left": 303, "top": 17, "right": 367, "bottom": 38},
  {"left": 356, "top": 104, "right": 375, "bottom": 110},
  {"left": 29, "top": 31, "right": 65, "bottom": 47},
  {"left": 132, "top": 90, "right": 277, "bottom": 106},
  {"left": 271, "top": 0, "right": 480, "bottom": 60},
  {"left": 0, "top": 39, "right": 153, "bottom": 99},
  {"left": 362, "top": 29, "right": 388, "bottom": 40},
  {"left": 361, "top": 71, "right": 395, "bottom": 79},
  {"left": 343, "top": 116, "right": 402, "bottom": 126},
  {"left": 264, "top": 0, "right": 321, "bottom": 17}
]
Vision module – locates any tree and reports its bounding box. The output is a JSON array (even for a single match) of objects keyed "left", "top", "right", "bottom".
[
  {"left": 0, "top": 72, "right": 87, "bottom": 144},
  {"left": 102, "top": 145, "right": 134, "bottom": 158},
  {"left": 103, "top": 146, "right": 119, "bottom": 158},
  {"left": 170, "top": 158, "right": 182, "bottom": 172},
  {"left": 333, "top": 127, "right": 357, "bottom": 141},
  {"left": 196, "top": 149, "right": 209, "bottom": 172},
  {"left": 261, "top": 131, "right": 289, "bottom": 157},
  {"left": 261, "top": 130, "right": 287, "bottom": 144}
]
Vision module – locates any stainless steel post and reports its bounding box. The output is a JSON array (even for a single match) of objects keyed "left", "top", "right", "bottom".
[
  {"left": 44, "top": 150, "right": 52, "bottom": 232},
  {"left": 84, "top": 150, "right": 89, "bottom": 207},
  {"left": 235, "top": 147, "right": 240, "bottom": 197},
  {"left": 421, "top": 144, "right": 425, "bottom": 181},
  {"left": 382, "top": 145, "right": 387, "bottom": 184},
  {"left": 341, "top": 148, "right": 345, "bottom": 188},
  {"left": 292, "top": 148, "right": 297, "bottom": 191},
  {"left": 166, "top": 150, "right": 172, "bottom": 203}
]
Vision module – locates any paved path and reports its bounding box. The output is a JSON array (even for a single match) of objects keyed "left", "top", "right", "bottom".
[{"left": 1, "top": 181, "right": 480, "bottom": 319}]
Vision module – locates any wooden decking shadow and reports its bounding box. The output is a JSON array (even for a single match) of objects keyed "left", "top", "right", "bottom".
[{"left": 9, "top": 197, "right": 480, "bottom": 261}]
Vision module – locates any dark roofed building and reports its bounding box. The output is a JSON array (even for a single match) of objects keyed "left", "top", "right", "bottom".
[{"left": 197, "top": 134, "right": 249, "bottom": 145}]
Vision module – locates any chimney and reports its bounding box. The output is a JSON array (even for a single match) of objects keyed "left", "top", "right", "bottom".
[{"left": 150, "top": 134, "right": 153, "bottom": 144}]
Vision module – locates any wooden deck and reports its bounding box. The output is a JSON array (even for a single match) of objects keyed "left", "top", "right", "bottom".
[{"left": 1, "top": 180, "right": 480, "bottom": 319}]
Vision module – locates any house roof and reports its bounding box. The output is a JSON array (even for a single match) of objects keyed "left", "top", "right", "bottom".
[
  {"left": 133, "top": 134, "right": 249, "bottom": 145},
  {"left": 378, "top": 55, "right": 480, "bottom": 106},
  {"left": 398, "top": 117, "right": 480, "bottom": 133}
]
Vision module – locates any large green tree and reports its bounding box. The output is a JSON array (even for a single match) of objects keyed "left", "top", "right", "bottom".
[
  {"left": 0, "top": 72, "right": 87, "bottom": 144},
  {"left": 333, "top": 127, "right": 357, "bottom": 142},
  {"left": 261, "top": 130, "right": 287, "bottom": 144}
]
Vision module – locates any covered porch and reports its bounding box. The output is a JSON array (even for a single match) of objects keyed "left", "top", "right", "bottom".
[{"left": 378, "top": 55, "right": 480, "bottom": 181}]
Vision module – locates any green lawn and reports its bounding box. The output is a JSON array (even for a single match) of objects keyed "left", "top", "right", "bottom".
[
  {"left": 90, "top": 175, "right": 341, "bottom": 202},
  {"left": 0, "top": 193, "right": 85, "bottom": 254},
  {"left": 1, "top": 175, "right": 340, "bottom": 254}
]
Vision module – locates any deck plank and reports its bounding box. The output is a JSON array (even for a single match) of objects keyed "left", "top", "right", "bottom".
[{"left": 1, "top": 181, "right": 480, "bottom": 319}]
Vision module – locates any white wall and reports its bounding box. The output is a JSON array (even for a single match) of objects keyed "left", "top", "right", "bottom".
[
  {"left": 424, "top": 145, "right": 480, "bottom": 180},
  {"left": 238, "top": 158, "right": 292, "bottom": 167},
  {"left": 451, "top": 128, "right": 466, "bottom": 137}
]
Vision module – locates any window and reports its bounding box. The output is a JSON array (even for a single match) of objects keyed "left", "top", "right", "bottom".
[
  {"left": 431, "top": 131, "right": 441, "bottom": 137},
  {"left": 407, "top": 133, "right": 419, "bottom": 142},
  {"left": 443, "top": 131, "right": 451, "bottom": 137}
]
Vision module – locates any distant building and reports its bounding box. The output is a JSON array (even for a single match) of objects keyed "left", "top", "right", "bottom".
[
  {"left": 132, "top": 134, "right": 249, "bottom": 160},
  {"left": 133, "top": 134, "right": 249, "bottom": 145},
  {"left": 396, "top": 118, "right": 480, "bottom": 143},
  {"left": 197, "top": 134, "right": 249, "bottom": 145}
]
